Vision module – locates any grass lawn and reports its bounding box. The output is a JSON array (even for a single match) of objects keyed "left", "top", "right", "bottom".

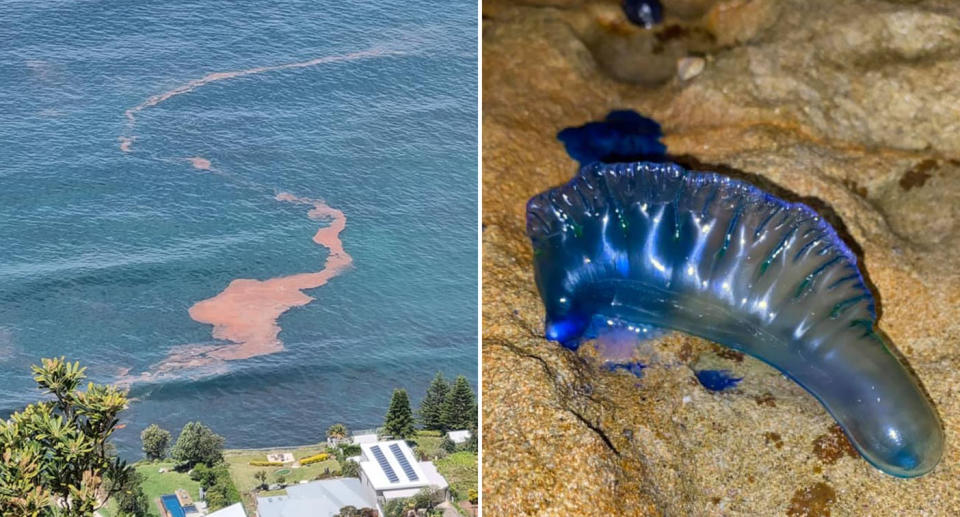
[
  {"left": 223, "top": 444, "right": 341, "bottom": 515},
  {"left": 435, "top": 451, "right": 477, "bottom": 504},
  {"left": 411, "top": 430, "right": 445, "bottom": 460},
  {"left": 101, "top": 461, "right": 202, "bottom": 517}
]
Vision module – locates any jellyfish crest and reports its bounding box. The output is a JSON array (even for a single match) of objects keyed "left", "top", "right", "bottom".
[{"left": 526, "top": 161, "right": 944, "bottom": 478}]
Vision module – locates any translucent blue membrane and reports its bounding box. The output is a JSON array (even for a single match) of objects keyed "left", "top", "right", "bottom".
[{"left": 526, "top": 161, "right": 944, "bottom": 477}]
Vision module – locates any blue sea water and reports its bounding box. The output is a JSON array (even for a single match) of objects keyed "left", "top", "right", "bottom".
[{"left": 0, "top": 1, "right": 477, "bottom": 457}]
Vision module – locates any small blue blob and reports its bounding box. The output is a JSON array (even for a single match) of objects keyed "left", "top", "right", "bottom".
[
  {"left": 606, "top": 361, "right": 647, "bottom": 378},
  {"left": 695, "top": 369, "right": 742, "bottom": 392},
  {"left": 545, "top": 314, "right": 589, "bottom": 350},
  {"left": 622, "top": 0, "right": 663, "bottom": 29},
  {"left": 557, "top": 110, "right": 667, "bottom": 167}
]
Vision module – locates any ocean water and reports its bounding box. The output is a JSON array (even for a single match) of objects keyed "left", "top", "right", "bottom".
[{"left": 0, "top": 0, "right": 477, "bottom": 457}]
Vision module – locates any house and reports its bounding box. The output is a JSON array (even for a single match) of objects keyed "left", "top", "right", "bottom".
[
  {"left": 255, "top": 440, "right": 450, "bottom": 517},
  {"left": 446, "top": 430, "right": 472, "bottom": 444},
  {"left": 357, "top": 440, "right": 449, "bottom": 505},
  {"left": 351, "top": 432, "right": 379, "bottom": 445},
  {"left": 207, "top": 503, "right": 247, "bottom": 517},
  {"left": 257, "top": 478, "right": 378, "bottom": 517}
]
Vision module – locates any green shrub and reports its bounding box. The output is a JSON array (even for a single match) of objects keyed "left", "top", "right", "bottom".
[
  {"left": 340, "top": 444, "right": 361, "bottom": 456},
  {"left": 440, "top": 436, "right": 457, "bottom": 454},
  {"left": 189, "top": 463, "right": 240, "bottom": 511},
  {"left": 190, "top": 463, "right": 217, "bottom": 487},
  {"left": 339, "top": 459, "right": 361, "bottom": 478}
]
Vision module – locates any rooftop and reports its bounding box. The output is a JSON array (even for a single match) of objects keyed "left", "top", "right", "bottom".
[
  {"left": 381, "top": 461, "right": 449, "bottom": 501},
  {"left": 358, "top": 440, "right": 429, "bottom": 491},
  {"left": 352, "top": 433, "right": 379, "bottom": 445},
  {"left": 257, "top": 478, "right": 376, "bottom": 517},
  {"left": 206, "top": 502, "right": 247, "bottom": 517},
  {"left": 447, "top": 430, "right": 472, "bottom": 444}
]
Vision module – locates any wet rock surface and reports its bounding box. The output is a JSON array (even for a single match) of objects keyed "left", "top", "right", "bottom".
[{"left": 482, "top": 0, "right": 960, "bottom": 514}]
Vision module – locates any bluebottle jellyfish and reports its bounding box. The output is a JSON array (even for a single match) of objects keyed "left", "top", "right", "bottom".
[
  {"left": 525, "top": 161, "right": 944, "bottom": 477},
  {"left": 695, "top": 369, "right": 742, "bottom": 392},
  {"left": 557, "top": 110, "right": 666, "bottom": 167}
]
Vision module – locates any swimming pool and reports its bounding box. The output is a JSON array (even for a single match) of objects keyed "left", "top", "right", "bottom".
[{"left": 161, "top": 494, "right": 186, "bottom": 517}]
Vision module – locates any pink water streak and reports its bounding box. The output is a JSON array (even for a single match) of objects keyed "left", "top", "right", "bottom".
[
  {"left": 119, "top": 47, "right": 400, "bottom": 151},
  {"left": 124, "top": 193, "right": 351, "bottom": 382},
  {"left": 187, "top": 157, "right": 212, "bottom": 170}
]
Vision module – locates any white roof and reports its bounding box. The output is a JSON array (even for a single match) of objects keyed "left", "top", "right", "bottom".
[
  {"left": 419, "top": 461, "right": 449, "bottom": 490},
  {"left": 257, "top": 479, "right": 376, "bottom": 517},
  {"left": 446, "top": 430, "right": 472, "bottom": 443},
  {"left": 381, "top": 487, "right": 422, "bottom": 500},
  {"left": 358, "top": 440, "right": 430, "bottom": 491},
  {"left": 380, "top": 461, "right": 449, "bottom": 500},
  {"left": 206, "top": 503, "right": 246, "bottom": 517},
  {"left": 352, "top": 433, "right": 379, "bottom": 445}
]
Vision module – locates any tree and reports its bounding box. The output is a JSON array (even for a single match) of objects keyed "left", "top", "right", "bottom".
[
  {"left": 106, "top": 470, "right": 149, "bottom": 517},
  {"left": 383, "top": 498, "right": 414, "bottom": 517},
  {"left": 170, "top": 422, "right": 225, "bottom": 467},
  {"left": 441, "top": 376, "right": 476, "bottom": 431},
  {"left": 383, "top": 389, "right": 415, "bottom": 439},
  {"left": 336, "top": 506, "right": 378, "bottom": 517},
  {"left": 327, "top": 423, "right": 349, "bottom": 441},
  {"left": 383, "top": 488, "right": 444, "bottom": 517},
  {"left": 191, "top": 463, "right": 239, "bottom": 510},
  {"left": 276, "top": 473, "right": 287, "bottom": 486},
  {"left": 419, "top": 372, "right": 450, "bottom": 431},
  {"left": 440, "top": 435, "right": 457, "bottom": 454},
  {"left": 339, "top": 459, "right": 361, "bottom": 478},
  {"left": 466, "top": 423, "right": 478, "bottom": 453},
  {"left": 410, "top": 487, "right": 444, "bottom": 510},
  {"left": 189, "top": 463, "right": 216, "bottom": 487},
  {"left": 254, "top": 470, "right": 268, "bottom": 490},
  {"left": 0, "top": 357, "right": 133, "bottom": 516},
  {"left": 141, "top": 424, "right": 172, "bottom": 460}
]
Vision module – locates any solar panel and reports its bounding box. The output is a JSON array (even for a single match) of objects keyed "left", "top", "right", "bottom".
[
  {"left": 371, "top": 445, "right": 399, "bottom": 483},
  {"left": 389, "top": 443, "right": 419, "bottom": 481}
]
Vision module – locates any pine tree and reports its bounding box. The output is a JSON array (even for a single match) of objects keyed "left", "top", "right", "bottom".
[
  {"left": 419, "top": 372, "right": 450, "bottom": 431},
  {"left": 441, "top": 376, "right": 476, "bottom": 431},
  {"left": 383, "top": 389, "right": 415, "bottom": 439}
]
